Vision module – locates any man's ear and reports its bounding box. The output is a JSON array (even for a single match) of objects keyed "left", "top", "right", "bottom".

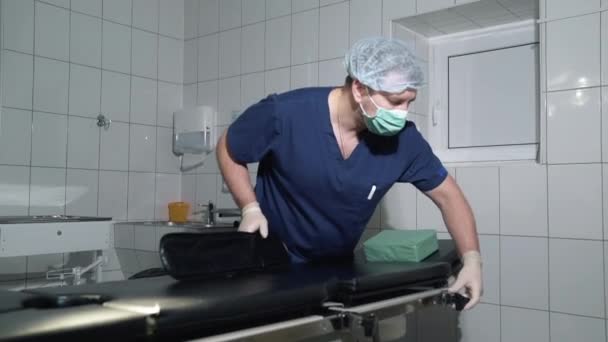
[{"left": 351, "top": 79, "right": 366, "bottom": 103}]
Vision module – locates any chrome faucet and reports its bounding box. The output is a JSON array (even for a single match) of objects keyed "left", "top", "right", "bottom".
[
  {"left": 192, "top": 201, "right": 215, "bottom": 225},
  {"left": 192, "top": 201, "right": 241, "bottom": 227}
]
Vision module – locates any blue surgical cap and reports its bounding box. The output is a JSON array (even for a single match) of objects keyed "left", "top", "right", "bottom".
[{"left": 344, "top": 37, "right": 424, "bottom": 93}]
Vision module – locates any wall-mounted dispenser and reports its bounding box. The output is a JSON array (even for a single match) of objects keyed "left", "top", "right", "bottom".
[{"left": 173, "top": 106, "right": 217, "bottom": 172}]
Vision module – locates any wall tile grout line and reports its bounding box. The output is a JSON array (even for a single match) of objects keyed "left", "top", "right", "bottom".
[
  {"left": 1, "top": 47, "right": 183, "bottom": 86},
  {"left": 64, "top": 0, "right": 72, "bottom": 217},
  {"left": 26, "top": 0, "right": 37, "bottom": 217}
]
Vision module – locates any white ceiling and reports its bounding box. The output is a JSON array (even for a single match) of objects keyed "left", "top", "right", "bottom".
[{"left": 396, "top": 0, "right": 539, "bottom": 37}]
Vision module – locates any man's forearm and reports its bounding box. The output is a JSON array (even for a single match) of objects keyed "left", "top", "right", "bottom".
[
  {"left": 427, "top": 176, "right": 480, "bottom": 255},
  {"left": 216, "top": 131, "right": 257, "bottom": 209}
]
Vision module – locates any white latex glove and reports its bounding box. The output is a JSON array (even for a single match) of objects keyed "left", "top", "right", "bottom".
[
  {"left": 237, "top": 202, "right": 268, "bottom": 238},
  {"left": 448, "top": 250, "right": 483, "bottom": 310}
]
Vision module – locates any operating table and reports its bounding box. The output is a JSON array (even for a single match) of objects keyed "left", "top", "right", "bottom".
[{"left": 0, "top": 239, "right": 467, "bottom": 341}]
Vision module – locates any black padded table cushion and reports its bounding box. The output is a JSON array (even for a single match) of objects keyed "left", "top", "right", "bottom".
[
  {"left": 0, "top": 303, "right": 148, "bottom": 342},
  {"left": 12, "top": 239, "right": 460, "bottom": 341},
  {"left": 24, "top": 270, "right": 332, "bottom": 340}
]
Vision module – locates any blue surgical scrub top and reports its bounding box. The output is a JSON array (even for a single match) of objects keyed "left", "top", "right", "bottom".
[{"left": 226, "top": 87, "right": 448, "bottom": 262}]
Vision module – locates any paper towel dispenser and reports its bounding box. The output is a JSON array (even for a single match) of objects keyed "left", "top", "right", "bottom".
[{"left": 173, "top": 106, "right": 217, "bottom": 172}]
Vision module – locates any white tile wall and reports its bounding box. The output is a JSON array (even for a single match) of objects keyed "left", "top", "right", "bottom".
[
  {"left": 29, "top": 167, "right": 66, "bottom": 215},
  {"left": 219, "top": 0, "right": 241, "bottom": 31},
  {"left": 318, "top": 58, "right": 344, "bottom": 86},
  {"left": 157, "top": 81, "right": 182, "bottom": 127},
  {"left": 499, "top": 163, "right": 548, "bottom": 236},
  {"left": 130, "top": 76, "right": 158, "bottom": 125},
  {"left": 241, "top": 22, "right": 265, "bottom": 73},
  {"left": 69, "top": 64, "right": 102, "bottom": 117},
  {"left": 31, "top": 112, "right": 67, "bottom": 168},
  {"left": 66, "top": 169, "right": 99, "bottom": 216},
  {"left": 127, "top": 172, "right": 155, "bottom": 220},
  {"left": 242, "top": 72, "right": 266, "bottom": 108},
  {"left": 155, "top": 173, "right": 180, "bottom": 220},
  {"left": 0, "top": 0, "right": 185, "bottom": 232},
  {"left": 546, "top": 0, "right": 600, "bottom": 19},
  {"left": 159, "top": 0, "right": 184, "bottom": 39},
  {"left": 0, "top": 108, "right": 32, "bottom": 165},
  {"left": 129, "top": 124, "right": 157, "bottom": 172},
  {"left": 35, "top": 2, "right": 69, "bottom": 60},
  {"left": 103, "top": 0, "right": 132, "bottom": 26},
  {"left": 291, "top": 9, "right": 319, "bottom": 65},
  {"left": 218, "top": 76, "right": 241, "bottom": 125},
  {"left": 550, "top": 313, "right": 606, "bottom": 342},
  {"left": 219, "top": 28, "right": 241, "bottom": 78},
  {"left": 381, "top": 182, "right": 417, "bottom": 229},
  {"left": 603, "top": 87, "right": 608, "bottom": 162},
  {"left": 548, "top": 164, "right": 602, "bottom": 240},
  {"left": 198, "top": 0, "right": 219, "bottom": 36},
  {"left": 242, "top": 0, "right": 265, "bottom": 25},
  {"left": 265, "top": 16, "right": 291, "bottom": 69},
  {"left": 34, "top": 57, "right": 69, "bottom": 114},
  {"left": 71, "top": 0, "right": 102, "bottom": 17},
  {"left": 501, "top": 307, "right": 549, "bottom": 342},
  {"left": 197, "top": 80, "right": 218, "bottom": 109},
  {"left": 416, "top": 191, "right": 446, "bottom": 231},
  {"left": 457, "top": 167, "right": 499, "bottom": 235},
  {"left": 183, "top": 83, "right": 197, "bottom": 107},
  {"left": 2, "top": 0, "right": 34, "bottom": 54},
  {"left": 197, "top": 33, "right": 219, "bottom": 81},
  {"left": 159, "top": 37, "right": 184, "bottom": 83},
  {"left": 290, "top": 63, "right": 318, "bottom": 90},
  {"left": 101, "top": 71, "right": 131, "bottom": 122},
  {"left": 2, "top": 51, "right": 33, "bottom": 110},
  {"left": 99, "top": 121, "right": 129, "bottom": 171},
  {"left": 265, "top": 67, "right": 290, "bottom": 95},
  {"left": 132, "top": 29, "right": 158, "bottom": 79},
  {"left": 70, "top": 12, "right": 102, "bottom": 67},
  {"left": 459, "top": 303, "right": 501, "bottom": 342},
  {"left": 0, "top": 165, "right": 29, "bottom": 215},
  {"left": 184, "top": 38, "right": 198, "bottom": 84},
  {"left": 67, "top": 116, "right": 99, "bottom": 169},
  {"left": 500, "top": 236, "right": 548, "bottom": 310},
  {"left": 319, "top": 2, "right": 349, "bottom": 60},
  {"left": 547, "top": 88, "right": 601, "bottom": 164},
  {"left": 479, "top": 235, "right": 499, "bottom": 305},
  {"left": 603, "top": 11, "right": 607, "bottom": 86},
  {"left": 98, "top": 171, "right": 128, "bottom": 220},
  {"left": 181, "top": 174, "right": 197, "bottom": 206},
  {"left": 292, "top": 0, "right": 318, "bottom": 13},
  {"left": 184, "top": 0, "right": 199, "bottom": 39},
  {"left": 549, "top": 239, "right": 604, "bottom": 318},
  {"left": 102, "top": 21, "right": 131, "bottom": 74},
  {"left": 266, "top": 0, "right": 291, "bottom": 19},
  {"left": 350, "top": 0, "right": 381, "bottom": 45},
  {"left": 546, "top": 14, "right": 601, "bottom": 91},
  {"left": 156, "top": 127, "right": 180, "bottom": 174},
  {"left": 133, "top": 0, "right": 159, "bottom": 32}
]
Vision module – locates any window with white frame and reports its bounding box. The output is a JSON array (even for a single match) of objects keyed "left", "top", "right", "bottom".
[{"left": 427, "top": 20, "right": 540, "bottom": 163}]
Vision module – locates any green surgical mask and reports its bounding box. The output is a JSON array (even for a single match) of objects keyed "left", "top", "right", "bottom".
[{"left": 360, "top": 95, "right": 408, "bottom": 136}]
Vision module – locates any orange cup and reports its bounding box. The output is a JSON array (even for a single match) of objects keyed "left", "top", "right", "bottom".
[{"left": 168, "top": 202, "right": 190, "bottom": 223}]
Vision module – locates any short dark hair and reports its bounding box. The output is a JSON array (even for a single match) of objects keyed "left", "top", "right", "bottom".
[{"left": 344, "top": 75, "right": 354, "bottom": 87}]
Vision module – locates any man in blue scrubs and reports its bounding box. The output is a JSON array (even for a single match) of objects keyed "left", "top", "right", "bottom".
[{"left": 217, "top": 37, "right": 482, "bottom": 310}]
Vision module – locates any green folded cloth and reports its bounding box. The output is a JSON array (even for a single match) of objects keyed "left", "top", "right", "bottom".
[{"left": 363, "top": 229, "right": 438, "bottom": 262}]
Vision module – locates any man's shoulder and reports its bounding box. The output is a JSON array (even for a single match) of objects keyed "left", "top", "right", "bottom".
[{"left": 272, "top": 87, "right": 333, "bottom": 105}]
